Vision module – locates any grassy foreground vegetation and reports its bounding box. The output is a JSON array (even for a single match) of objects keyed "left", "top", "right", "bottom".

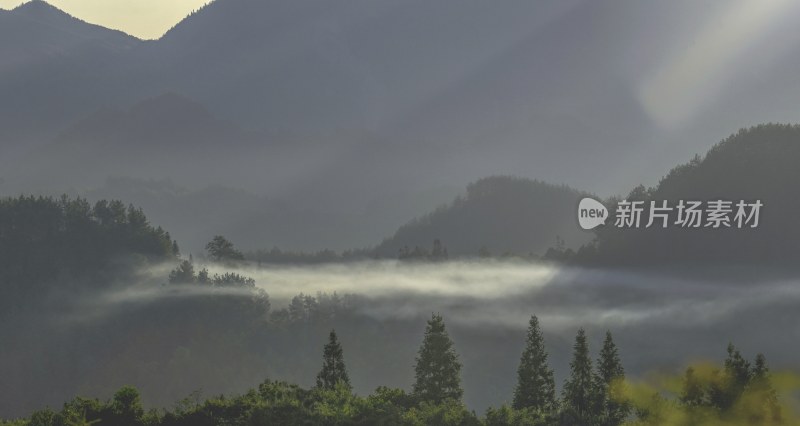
[{"left": 1, "top": 315, "right": 794, "bottom": 426}]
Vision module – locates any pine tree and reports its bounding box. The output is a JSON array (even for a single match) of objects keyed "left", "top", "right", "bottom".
[
  {"left": 561, "top": 328, "right": 598, "bottom": 424},
  {"left": 412, "top": 313, "right": 463, "bottom": 404},
  {"left": 168, "top": 260, "right": 195, "bottom": 284},
  {"left": 594, "top": 331, "right": 629, "bottom": 425},
  {"left": 316, "top": 330, "right": 351, "bottom": 391},
  {"left": 512, "top": 315, "right": 556, "bottom": 412}
]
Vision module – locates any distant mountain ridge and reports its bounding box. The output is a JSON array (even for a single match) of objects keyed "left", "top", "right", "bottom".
[
  {"left": 3, "top": 1, "right": 138, "bottom": 51},
  {"left": 375, "top": 176, "right": 591, "bottom": 258},
  {"left": 3, "top": 0, "right": 800, "bottom": 253},
  {"left": 2, "top": 0, "right": 772, "bottom": 193},
  {"left": 377, "top": 124, "right": 800, "bottom": 265},
  {"left": 3, "top": 0, "right": 799, "bottom": 189}
]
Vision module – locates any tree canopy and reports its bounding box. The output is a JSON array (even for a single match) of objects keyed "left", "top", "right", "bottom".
[
  {"left": 316, "top": 330, "right": 351, "bottom": 391},
  {"left": 413, "top": 314, "right": 463, "bottom": 404},
  {"left": 512, "top": 315, "right": 556, "bottom": 413},
  {"left": 0, "top": 195, "right": 176, "bottom": 313},
  {"left": 205, "top": 235, "right": 244, "bottom": 262}
]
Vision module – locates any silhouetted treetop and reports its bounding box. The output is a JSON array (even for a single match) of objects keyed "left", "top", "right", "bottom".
[
  {"left": 205, "top": 235, "right": 245, "bottom": 262},
  {"left": 0, "top": 195, "right": 177, "bottom": 313}
]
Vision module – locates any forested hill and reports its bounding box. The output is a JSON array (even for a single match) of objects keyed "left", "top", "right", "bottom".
[
  {"left": 374, "top": 176, "right": 590, "bottom": 258},
  {"left": 0, "top": 195, "right": 177, "bottom": 314},
  {"left": 584, "top": 123, "right": 800, "bottom": 265}
]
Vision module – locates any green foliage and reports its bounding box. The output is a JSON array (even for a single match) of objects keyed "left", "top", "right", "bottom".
[
  {"left": 484, "top": 405, "right": 552, "bottom": 426},
  {"left": 671, "top": 344, "right": 783, "bottom": 424},
  {"left": 561, "top": 328, "right": 598, "bottom": 425},
  {"left": 359, "top": 387, "right": 415, "bottom": 424},
  {"left": 512, "top": 316, "right": 556, "bottom": 413},
  {"left": 27, "top": 409, "right": 57, "bottom": 426},
  {"left": 626, "top": 348, "right": 790, "bottom": 425},
  {"left": 64, "top": 411, "right": 101, "bottom": 426},
  {"left": 5, "top": 327, "right": 799, "bottom": 426},
  {"left": 594, "top": 332, "right": 630, "bottom": 426},
  {"left": 316, "top": 330, "right": 352, "bottom": 391},
  {"left": 413, "top": 314, "right": 463, "bottom": 404},
  {"left": 404, "top": 399, "right": 480, "bottom": 426},
  {"left": 107, "top": 386, "right": 144, "bottom": 426},
  {"left": 311, "top": 382, "right": 361, "bottom": 425}
]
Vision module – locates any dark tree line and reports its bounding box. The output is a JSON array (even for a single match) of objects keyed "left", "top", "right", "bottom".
[
  {"left": 5, "top": 312, "right": 785, "bottom": 426},
  {"left": 169, "top": 259, "right": 255, "bottom": 288},
  {"left": 0, "top": 195, "right": 177, "bottom": 315},
  {"left": 374, "top": 176, "right": 587, "bottom": 259},
  {"left": 398, "top": 239, "right": 450, "bottom": 262}
]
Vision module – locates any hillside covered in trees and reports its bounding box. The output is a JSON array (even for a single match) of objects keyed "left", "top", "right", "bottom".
[
  {"left": 375, "top": 176, "right": 589, "bottom": 258},
  {"left": 0, "top": 195, "right": 177, "bottom": 315},
  {"left": 577, "top": 124, "right": 800, "bottom": 266}
]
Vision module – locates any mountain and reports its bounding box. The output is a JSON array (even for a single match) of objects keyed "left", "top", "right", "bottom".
[
  {"left": 126, "top": 0, "right": 660, "bottom": 193},
  {"left": 18, "top": 93, "right": 266, "bottom": 190},
  {"left": 0, "top": 0, "right": 140, "bottom": 147},
  {"left": 375, "top": 176, "right": 591, "bottom": 258},
  {"left": 5, "top": 0, "right": 788, "bottom": 194},
  {"left": 586, "top": 123, "right": 800, "bottom": 265},
  {"left": 0, "top": 0, "right": 137, "bottom": 73},
  {"left": 79, "top": 177, "right": 458, "bottom": 253},
  {"left": 3, "top": 0, "right": 800, "bottom": 253},
  {"left": 114, "top": 0, "right": 800, "bottom": 194}
]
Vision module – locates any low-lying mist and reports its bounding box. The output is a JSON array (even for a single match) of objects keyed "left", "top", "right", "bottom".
[
  {"left": 206, "top": 260, "right": 800, "bottom": 346},
  {"left": 94, "top": 259, "right": 800, "bottom": 371},
  {"left": 3, "top": 260, "right": 799, "bottom": 417}
]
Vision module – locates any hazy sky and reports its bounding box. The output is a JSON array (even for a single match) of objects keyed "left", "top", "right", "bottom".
[{"left": 0, "top": 0, "right": 210, "bottom": 39}]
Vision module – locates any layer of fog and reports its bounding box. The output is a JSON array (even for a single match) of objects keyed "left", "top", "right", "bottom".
[
  {"left": 220, "top": 261, "right": 798, "bottom": 334},
  {"left": 99, "top": 260, "right": 800, "bottom": 370},
  {"left": 7, "top": 260, "right": 799, "bottom": 416}
]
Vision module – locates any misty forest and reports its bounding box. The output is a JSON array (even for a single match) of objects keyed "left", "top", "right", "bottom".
[{"left": 3, "top": 0, "right": 800, "bottom": 425}]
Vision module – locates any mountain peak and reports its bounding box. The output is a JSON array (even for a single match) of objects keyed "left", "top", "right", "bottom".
[
  {"left": 8, "top": 0, "right": 140, "bottom": 43},
  {"left": 12, "top": 0, "right": 69, "bottom": 18}
]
